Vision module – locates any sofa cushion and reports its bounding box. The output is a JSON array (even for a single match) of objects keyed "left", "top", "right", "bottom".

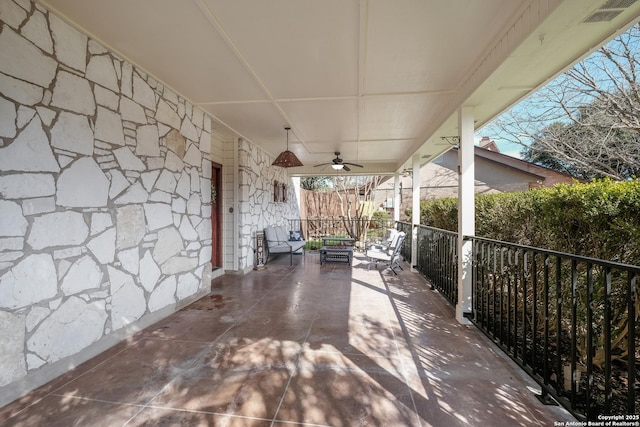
[
  {"left": 264, "top": 226, "right": 278, "bottom": 243},
  {"left": 275, "top": 225, "right": 289, "bottom": 243}
]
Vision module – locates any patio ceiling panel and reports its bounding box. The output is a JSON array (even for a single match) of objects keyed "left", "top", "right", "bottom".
[
  {"left": 277, "top": 99, "right": 359, "bottom": 149},
  {"left": 359, "top": 93, "right": 452, "bottom": 142},
  {"left": 302, "top": 140, "right": 360, "bottom": 164},
  {"left": 357, "top": 139, "right": 417, "bottom": 163},
  {"left": 362, "top": 0, "right": 525, "bottom": 94},
  {"left": 200, "top": 0, "right": 360, "bottom": 101},
  {"left": 200, "top": 102, "right": 290, "bottom": 149}
]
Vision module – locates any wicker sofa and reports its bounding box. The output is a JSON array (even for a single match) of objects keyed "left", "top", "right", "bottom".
[{"left": 264, "top": 225, "right": 306, "bottom": 265}]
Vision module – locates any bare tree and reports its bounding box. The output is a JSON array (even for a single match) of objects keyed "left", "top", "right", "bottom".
[
  {"left": 485, "top": 24, "right": 640, "bottom": 181},
  {"left": 333, "top": 175, "right": 383, "bottom": 244}
]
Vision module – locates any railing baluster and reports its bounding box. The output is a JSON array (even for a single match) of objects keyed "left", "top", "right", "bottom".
[
  {"left": 471, "top": 239, "right": 478, "bottom": 322},
  {"left": 586, "top": 263, "right": 593, "bottom": 418},
  {"left": 628, "top": 272, "right": 637, "bottom": 414},
  {"left": 483, "top": 242, "right": 489, "bottom": 330},
  {"left": 556, "top": 256, "right": 562, "bottom": 404},
  {"left": 521, "top": 250, "right": 527, "bottom": 363},
  {"left": 454, "top": 234, "right": 458, "bottom": 303},
  {"left": 505, "top": 247, "right": 515, "bottom": 351},
  {"left": 531, "top": 251, "right": 538, "bottom": 373},
  {"left": 604, "top": 267, "right": 612, "bottom": 414},
  {"left": 500, "top": 247, "right": 505, "bottom": 346},
  {"left": 542, "top": 254, "right": 550, "bottom": 400},
  {"left": 491, "top": 243, "right": 499, "bottom": 338},
  {"left": 571, "top": 259, "right": 578, "bottom": 410}
]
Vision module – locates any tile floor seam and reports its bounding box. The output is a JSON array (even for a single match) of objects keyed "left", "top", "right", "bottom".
[
  {"left": 133, "top": 403, "right": 275, "bottom": 425},
  {"left": 274, "top": 421, "right": 334, "bottom": 427}
]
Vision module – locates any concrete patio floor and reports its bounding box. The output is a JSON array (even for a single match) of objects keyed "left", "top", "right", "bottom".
[{"left": 1, "top": 251, "right": 574, "bottom": 426}]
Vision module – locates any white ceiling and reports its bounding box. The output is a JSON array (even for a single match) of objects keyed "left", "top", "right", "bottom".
[{"left": 39, "top": 0, "right": 640, "bottom": 175}]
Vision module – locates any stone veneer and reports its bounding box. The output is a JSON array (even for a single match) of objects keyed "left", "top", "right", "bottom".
[
  {"left": 238, "top": 139, "right": 300, "bottom": 271},
  {"left": 0, "top": 0, "right": 212, "bottom": 405}
]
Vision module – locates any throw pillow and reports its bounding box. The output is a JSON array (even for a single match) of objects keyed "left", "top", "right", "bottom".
[{"left": 289, "top": 230, "right": 302, "bottom": 241}]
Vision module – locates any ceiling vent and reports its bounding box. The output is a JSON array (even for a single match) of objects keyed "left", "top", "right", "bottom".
[
  {"left": 584, "top": 10, "right": 624, "bottom": 22},
  {"left": 601, "top": 0, "right": 638, "bottom": 8},
  {"left": 584, "top": 0, "right": 638, "bottom": 22}
]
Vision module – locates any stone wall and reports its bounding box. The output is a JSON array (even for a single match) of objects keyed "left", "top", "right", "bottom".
[
  {"left": 237, "top": 139, "right": 300, "bottom": 271},
  {"left": 0, "top": 1, "right": 212, "bottom": 405}
]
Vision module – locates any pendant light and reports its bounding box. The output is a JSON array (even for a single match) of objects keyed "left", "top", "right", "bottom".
[{"left": 272, "top": 126, "right": 303, "bottom": 168}]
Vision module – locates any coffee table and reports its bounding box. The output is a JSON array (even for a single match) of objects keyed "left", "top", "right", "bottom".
[{"left": 320, "top": 245, "right": 353, "bottom": 265}]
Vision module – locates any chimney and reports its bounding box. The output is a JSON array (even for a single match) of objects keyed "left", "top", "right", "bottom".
[{"left": 479, "top": 137, "right": 500, "bottom": 152}]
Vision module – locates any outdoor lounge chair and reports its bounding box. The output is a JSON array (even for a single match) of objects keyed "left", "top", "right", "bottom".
[
  {"left": 264, "top": 225, "right": 306, "bottom": 265},
  {"left": 366, "top": 231, "right": 406, "bottom": 275}
]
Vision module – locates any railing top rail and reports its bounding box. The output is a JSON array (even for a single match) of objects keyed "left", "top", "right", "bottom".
[
  {"left": 465, "top": 234, "right": 640, "bottom": 272},
  {"left": 416, "top": 224, "right": 459, "bottom": 237},
  {"left": 397, "top": 221, "right": 459, "bottom": 238}
]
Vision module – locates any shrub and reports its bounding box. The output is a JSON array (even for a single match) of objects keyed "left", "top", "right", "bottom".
[{"left": 418, "top": 179, "right": 640, "bottom": 265}]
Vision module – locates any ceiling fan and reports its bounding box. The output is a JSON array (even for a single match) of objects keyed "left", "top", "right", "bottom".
[{"left": 314, "top": 152, "right": 363, "bottom": 172}]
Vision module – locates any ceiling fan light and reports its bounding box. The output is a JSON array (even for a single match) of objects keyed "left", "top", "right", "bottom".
[
  {"left": 331, "top": 164, "right": 344, "bottom": 170},
  {"left": 272, "top": 126, "right": 303, "bottom": 168}
]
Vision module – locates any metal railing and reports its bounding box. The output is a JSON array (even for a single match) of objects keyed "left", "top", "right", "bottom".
[
  {"left": 289, "top": 218, "right": 396, "bottom": 247},
  {"left": 398, "top": 222, "right": 458, "bottom": 304},
  {"left": 467, "top": 236, "right": 639, "bottom": 420},
  {"left": 396, "top": 221, "right": 412, "bottom": 262},
  {"left": 417, "top": 225, "right": 458, "bottom": 305},
  {"left": 396, "top": 221, "right": 639, "bottom": 420}
]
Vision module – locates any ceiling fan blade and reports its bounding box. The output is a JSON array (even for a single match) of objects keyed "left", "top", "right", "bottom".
[
  {"left": 314, "top": 163, "right": 332, "bottom": 167},
  {"left": 344, "top": 162, "right": 363, "bottom": 168},
  {"left": 343, "top": 165, "right": 351, "bottom": 172}
]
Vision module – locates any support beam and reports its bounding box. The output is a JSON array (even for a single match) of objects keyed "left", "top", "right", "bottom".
[
  {"left": 411, "top": 154, "right": 420, "bottom": 272},
  {"left": 233, "top": 137, "right": 240, "bottom": 272},
  {"left": 393, "top": 173, "right": 400, "bottom": 224},
  {"left": 457, "top": 106, "right": 475, "bottom": 324}
]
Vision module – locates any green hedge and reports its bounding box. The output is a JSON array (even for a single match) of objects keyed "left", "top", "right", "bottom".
[{"left": 415, "top": 179, "right": 640, "bottom": 265}]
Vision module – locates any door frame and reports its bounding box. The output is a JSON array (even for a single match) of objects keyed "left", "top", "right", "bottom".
[{"left": 211, "top": 162, "right": 223, "bottom": 268}]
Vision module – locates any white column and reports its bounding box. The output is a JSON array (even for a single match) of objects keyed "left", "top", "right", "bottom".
[
  {"left": 411, "top": 154, "right": 420, "bottom": 272},
  {"left": 457, "top": 106, "right": 475, "bottom": 324},
  {"left": 233, "top": 137, "right": 240, "bottom": 272},
  {"left": 393, "top": 173, "right": 400, "bottom": 223}
]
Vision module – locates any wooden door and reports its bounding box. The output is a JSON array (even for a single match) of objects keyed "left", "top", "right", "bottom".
[{"left": 211, "top": 163, "right": 222, "bottom": 268}]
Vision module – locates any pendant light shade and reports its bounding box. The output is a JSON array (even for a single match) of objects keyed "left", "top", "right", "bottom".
[{"left": 272, "top": 126, "right": 303, "bottom": 168}]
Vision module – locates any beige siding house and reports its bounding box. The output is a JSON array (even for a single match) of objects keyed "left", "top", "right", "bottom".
[{"left": 375, "top": 138, "right": 579, "bottom": 218}]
